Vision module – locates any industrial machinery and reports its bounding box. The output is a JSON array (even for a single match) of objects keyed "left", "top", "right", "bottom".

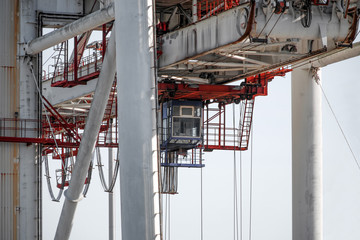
[{"left": 1, "top": 0, "right": 359, "bottom": 239}]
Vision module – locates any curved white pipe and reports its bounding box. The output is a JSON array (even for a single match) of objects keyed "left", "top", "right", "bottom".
[
  {"left": 25, "top": 4, "right": 115, "bottom": 55},
  {"left": 54, "top": 28, "right": 116, "bottom": 240}
]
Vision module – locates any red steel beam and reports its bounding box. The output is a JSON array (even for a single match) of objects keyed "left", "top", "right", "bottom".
[{"left": 0, "top": 137, "right": 117, "bottom": 148}]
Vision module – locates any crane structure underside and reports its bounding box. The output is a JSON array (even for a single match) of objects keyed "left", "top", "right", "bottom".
[{"left": 0, "top": 0, "right": 359, "bottom": 238}]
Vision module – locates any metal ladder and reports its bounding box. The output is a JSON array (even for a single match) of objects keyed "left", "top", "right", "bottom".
[{"left": 239, "top": 99, "right": 255, "bottom": 150}]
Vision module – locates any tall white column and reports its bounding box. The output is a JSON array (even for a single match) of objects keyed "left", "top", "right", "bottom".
[
  {"left": 19, "top": 1, "right": 41, "bottom": 239},
  {"left": 114, "top": 0, "right": 160, "bottom": 239},
  {"left": 292, "top": 64, "right": 323, "bottom": 240}
]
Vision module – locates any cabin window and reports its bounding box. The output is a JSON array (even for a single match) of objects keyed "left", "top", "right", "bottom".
[{"left": 172, "top": 117, "right": 201, "bottom": 137}]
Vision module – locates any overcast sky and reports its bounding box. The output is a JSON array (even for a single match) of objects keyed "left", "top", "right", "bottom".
[{"left": 42, "top": 43, "right": 360, "bottom": 240}]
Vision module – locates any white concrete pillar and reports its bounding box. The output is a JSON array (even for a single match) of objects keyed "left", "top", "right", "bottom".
[
  {"left": 292, "top": 64, "right": 323, "bottom": 240},
  {"left": 114, "top": 0, "right": 160, "bottom": 239},
  {"left": 19, "top": 1, "right": 41, "bottom": 239}
]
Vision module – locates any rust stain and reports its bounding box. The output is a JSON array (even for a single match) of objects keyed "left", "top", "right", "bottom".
[
  {"left": 13, "top": 0, "right": 19, "bottom": 67},
  {"left": 12, "top": 158, "right": 19, "bottom": 240},
  {"left": 13, "top": 0, "right": 19, "bottom": 115},
  {"left": 12, "top": 1, "right": 20, "bottom": 239}
]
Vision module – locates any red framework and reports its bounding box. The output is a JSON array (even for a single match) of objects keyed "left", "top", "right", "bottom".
[
  {"left": 49, "top": 23, "right": 113, "bottom": 88},
  {"left": 158, "top": 68, "right": 291, "bottom": 102},
  {"left": 0, "top": 69, "right": 291, "bottom": 153},
  {"left": 158, "top": 68, "right": 291, "bottom": 151}
]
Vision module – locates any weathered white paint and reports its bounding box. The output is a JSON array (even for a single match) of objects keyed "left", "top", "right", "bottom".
[
  {"left": 115, "top": 0, "right": 161, "bottom": 239},
  {"left": 42, "top": 79, "right": 98, "bottom": 106},
  {"left": 292, "top": 64, "right": 323, "bottom": 240},
  {"left": 19, "top": 1, "right": 41, "bottom": 239},
  {"left": 159, "top": 3, "right": 353, "bottom": 68},
  {"left": 25, "top": 3, "right": 115, "bottom": 55}
]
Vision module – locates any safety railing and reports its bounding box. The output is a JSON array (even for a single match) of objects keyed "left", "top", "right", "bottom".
[
  {"left": 203, "top": 124, "right": 240, "bottom": 150},
  {"left": 43, "top": 53, "right": 103, "bottom": 86},
  {"left": 160, "top": 146, "right": 204, "bottom": 167},
  {"left": 197, "top": 0, "right": 244, "bottom": 20},
  {"left": 0, "top": 118, "right": 39, "bottom": 138},
  {"left": 0, "top": 118, "right": 118, "bottom": 150}
]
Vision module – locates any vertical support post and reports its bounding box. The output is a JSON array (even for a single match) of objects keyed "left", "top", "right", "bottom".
[
  {"left": 291, "top": 64, "right": 323, "bottom": 240},
  {"left": 223, "top": 105, "right": 226, "bottom": 146},
  {"left": 192, "top": 0, "right": 198, "bottom": 22},
  {"left": 108, "top": 120, "right": 114, "bottom": 240},
  {"left": 218, "top": 106, "right": 221, "bottom": 147},
  {"left": 102, "top": 24, "right": 107, "bottom": 61},
  {"left": 74, "top": 36, "right": 78, "bottom": 82},
  {"left": 65, "top": 41, "right": 69, "bottom": 82},
  {"left": 18, "top": 1, "right": 41, "bottom": 239},
  {"left": 206, "top": 104, "right": 209, "bottom": 147},
  {"left": 114, "top": 0, "right": 161, "bottom": 239}
]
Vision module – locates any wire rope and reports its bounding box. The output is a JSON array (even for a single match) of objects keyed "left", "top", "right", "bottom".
[
  {"left": 159, "top": 4, "right": 286, "bottom": 84},
  {"left": 239, "top": 102, "right": 243, "bottom": 240},
  {"left": 233, "top": 103, "right": 239, "bottom": 240},
  {"left": 30, "top": 63, "right": 71, "bottom": 201},
  {"left": 42, "top": 50, "right": 57, "bottom": 67},
  {"left": 96, "top": 146, "right": 120, "bottom": 192},
  {"left": 248, "top": 118, "right": 254, "bottom": 240},
  {"left": 237, "top": 11, "right": 284, "bottom": 54},
  {"left": 256, "top": 10, "right": 275, "bottom": 37},
  {"left": 319, "top": 82, "right": 360, "bottom": 172},
  {"left": 30, "top": 63, "right": 93, "bottom": 199},
  {"left": 267, "top": 12, "right": 284, "bottom": 37},
  {"left": 158, "top": 1, "right": 256, "bottom": 78},
  {"left": 43, "top": 155, "right": 65, "bottom": 202},
  {"left": 201, "top": 164, "right": 204, "bottom": 240}
]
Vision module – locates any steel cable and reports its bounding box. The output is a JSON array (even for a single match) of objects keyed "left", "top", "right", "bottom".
[
  {"left": 233, "top": 103, "right": 239, "bottom": 240},
  {"left": 319, "top": 82, "right": 360, "bottom": 172},
  {"left": 30, "top": 63, "right": 71, "bottom": 201},
  {"left": 96, "top": 147, "right": 120, "bottom": 192},
  {"left": 31, "top": 63, "right": 93, "bottom": 200},
  {"left": 239, "top": 102, "right": 244, "bottom": 240},
  {"left": 201, "top": 164, "right": 204, "bottom": 240},
  {"left": 248, "top": 115, "right": 254, "bottom": 240},
  {"left": 158, "top": 3, "right": 287, "bottom": 83},
  {"left": 43, "top": 155, "right": 65, "bottom": 202}
]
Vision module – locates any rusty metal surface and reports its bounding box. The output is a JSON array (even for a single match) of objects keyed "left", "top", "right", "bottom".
[{"left": 0, "top": 0, "right": 19, "bottom": 239}]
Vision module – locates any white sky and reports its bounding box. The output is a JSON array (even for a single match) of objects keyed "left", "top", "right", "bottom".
[{"left": 42, "top": 42, "right": 360, "bottom": 239}]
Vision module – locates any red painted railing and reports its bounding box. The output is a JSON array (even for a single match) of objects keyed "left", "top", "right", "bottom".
[{"left": 196, "top": 0, "right": 243, "bottom": 20}]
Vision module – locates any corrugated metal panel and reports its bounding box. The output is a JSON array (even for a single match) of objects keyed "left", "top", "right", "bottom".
[
  {"left": 36, "top": 0, "right": 83, "bottom": 15},
  {"left": 0, "top": 0, "right": 17, "bottom": 67},
  {"left": 0, "top": 0, "right": 19, "bottom": 239}
]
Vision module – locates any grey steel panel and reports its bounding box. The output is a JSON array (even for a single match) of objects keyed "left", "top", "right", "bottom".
[
  {"left": 0, "top": 1, "right": 19, "bottom": 239},
  {"left": 0, "top": 0, "right": 16, "bottom": 67},
  {"left": 36, "top": 0, "right": 83, "bottom": 15}
]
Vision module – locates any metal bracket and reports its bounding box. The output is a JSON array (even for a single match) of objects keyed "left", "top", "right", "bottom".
[
  {"left": 64, "top": 190, "right": 84, "bottom": 203},
  {"left": 311, "top": 66, "right": 320, "bottom": 84}
]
